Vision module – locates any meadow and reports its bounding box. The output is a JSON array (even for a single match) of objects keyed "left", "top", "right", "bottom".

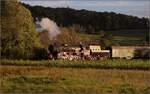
[
  {"left": 0, "top": 59, "right": 150, "bottom": 94},
  {"left": 78, "top": 29, "right": 147, "bottom": 45},
  {"left": 0, "top": 66, "right": 150, "bottom": 94},
  {"left": 1, "top": 59, "right": 150, "bottom": 70}
]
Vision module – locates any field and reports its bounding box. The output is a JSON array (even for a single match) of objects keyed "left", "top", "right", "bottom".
[
  {"left": 0, "top": 59, "right": 150, "bottom": 94},
  {"left": 78, "top": 29, "right": 147, "bottom": 45},
  {"left": 1, "top": 59, "right": 150, "bottom": 70}
]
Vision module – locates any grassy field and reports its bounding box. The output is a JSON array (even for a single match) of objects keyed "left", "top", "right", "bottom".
[
  {"left": 105, "top": 29, "right": 148, "bottom": 37},
  {"left": 0, "top": 66, "right": 150, "bottom": 94},
  {"left": 1, "top": 59, "right": 150, "bottom": 70},
  {"left": 77, "top": 29, "right": 147, "bottom": 45},
  {"left": 0, "top": 59, "right": 150, "bottom": 94},
  {"left": 78, "top": 33, "right": 144, "bottom": 45},
  {"left": 78, "top": 33, "right": 101, "bottom": 40}
]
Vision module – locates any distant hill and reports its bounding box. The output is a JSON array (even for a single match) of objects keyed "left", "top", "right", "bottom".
[{"left": 22, "top": 3, "right": 149, "bottom": 34}]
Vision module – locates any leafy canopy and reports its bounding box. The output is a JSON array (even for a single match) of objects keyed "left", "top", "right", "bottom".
[{"left": 1, "top": 0, "right": 41, "bottom": 59}]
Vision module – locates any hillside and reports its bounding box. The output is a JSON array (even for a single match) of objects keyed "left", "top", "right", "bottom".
[
  {"left": 22, "top": 3, "right": 149, "bottom": 46},
  {"left": 22, "top": 3, "right": 149, "bottom": 33}
]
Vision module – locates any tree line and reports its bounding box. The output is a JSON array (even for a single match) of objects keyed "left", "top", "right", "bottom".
[{"left": 22, "top": 3, "right": 149, "bottom": 34}]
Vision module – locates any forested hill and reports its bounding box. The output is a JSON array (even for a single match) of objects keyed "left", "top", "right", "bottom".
[{"left": 22, "top": 3, "right": 149, "bottom": 34}]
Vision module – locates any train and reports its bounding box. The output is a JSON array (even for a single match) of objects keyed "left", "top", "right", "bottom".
[{"left": 48, "top": 44, "right": 150, "bottom": 60}]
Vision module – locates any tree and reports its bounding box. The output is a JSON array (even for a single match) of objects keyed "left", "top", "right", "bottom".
[
  {"left": 38, "top": 30, "right": 50, "bottom": 48},
  {"left": 99, "top": 31, "right": 113, "bottom": 49},
  {"left": 55, "top": 27, "right": 90, "bottom": 46},
  {"left": 134, "top": 48, "right": 150, "bottom": 59},
  {"left": 33, "top": 48, "right": 48, "bottom": 60},
  {"left": 1, "top": 0, "right": 41, "bottom": 59}
]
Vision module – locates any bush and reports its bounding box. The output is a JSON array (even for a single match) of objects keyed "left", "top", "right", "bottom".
[
  {"left": 134, "top": 48, "right": 150, "bottom": 59},
  {"left": 33, "top": 48, "right": 48, "bottom": 60}
]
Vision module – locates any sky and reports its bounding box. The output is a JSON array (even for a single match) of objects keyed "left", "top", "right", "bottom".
[{"left": 21, "top": 0, "right": 150, "bottom": 18}]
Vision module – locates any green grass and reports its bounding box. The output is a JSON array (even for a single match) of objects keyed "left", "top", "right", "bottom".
[
  {"left": 0, "top": 66, "right": 150, "bottom": 94},
  {"left": 1, "top": 76, "right": 55, "bottom": 93},
  {"left": 1, "top": 59, "right": 150, "bottom": 70},
  {"left": 77, "top": 33, "right": 101, "bottom": 40},
  {"left": 1, "top": 59, "right": 149, "bottom": 93},
  {"left": 77, "top": 29, "right": 147, "bottom": 45},
  {"left": 106, "top": 29, "right": 148, "bottom": 37},
  {"left": 112, "top": 35, "right": 144, "bottom": 45}
]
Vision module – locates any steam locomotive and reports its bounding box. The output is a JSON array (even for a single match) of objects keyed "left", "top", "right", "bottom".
[{"left": 48, "top": 44, "right": 150, "bottom": 60}]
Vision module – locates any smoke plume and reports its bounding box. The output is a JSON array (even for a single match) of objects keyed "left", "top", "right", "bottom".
[{"left": 39, "top": 18, "right": 61, "bottom": 40}]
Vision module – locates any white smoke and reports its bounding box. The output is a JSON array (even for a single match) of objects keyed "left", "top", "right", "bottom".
[{"left": 39, "top": 18, "right": 61, "bottom": 40}]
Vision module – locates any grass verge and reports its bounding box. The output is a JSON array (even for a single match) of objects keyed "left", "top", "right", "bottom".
[{"left": 1, "top": 59, "right": 150, "bottom": 70}]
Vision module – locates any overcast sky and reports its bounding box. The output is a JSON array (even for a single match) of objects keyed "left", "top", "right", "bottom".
[{"left": 21, "top": 0, "right": 150, "bottom": 18}]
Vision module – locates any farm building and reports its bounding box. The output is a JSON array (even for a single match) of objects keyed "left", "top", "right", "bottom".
[{"left": 111, "top": 46, "right": 150, "bottom": 59}]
